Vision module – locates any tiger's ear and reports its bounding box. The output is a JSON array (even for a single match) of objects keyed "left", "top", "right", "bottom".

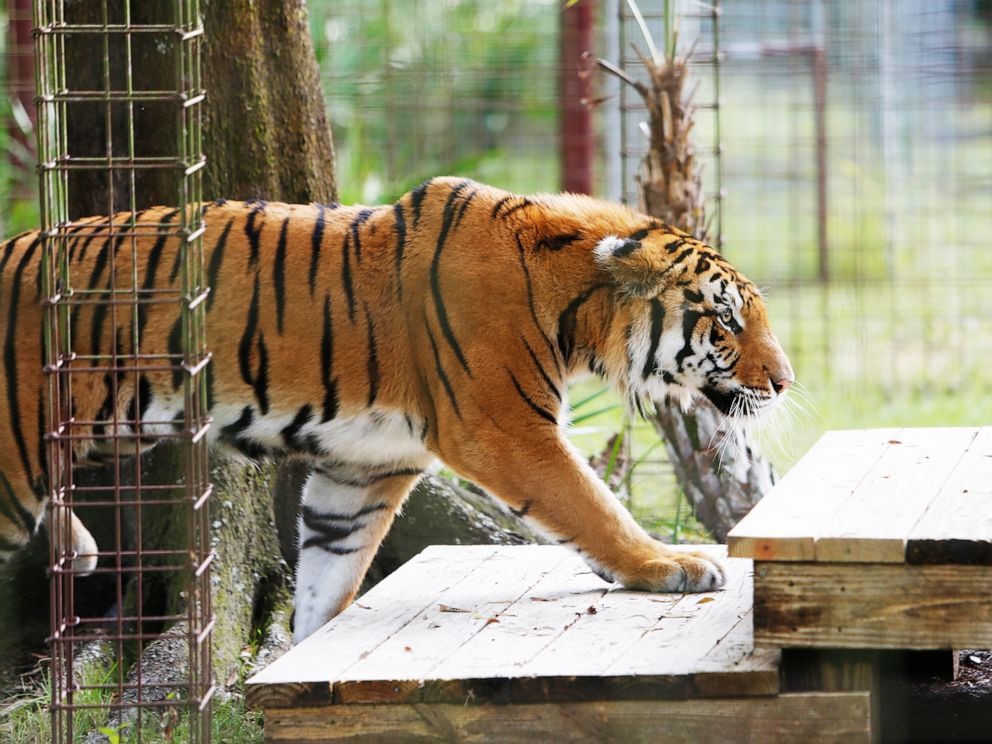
[{"left": 593, "top": 235, "right": 660, "bottom": 298}]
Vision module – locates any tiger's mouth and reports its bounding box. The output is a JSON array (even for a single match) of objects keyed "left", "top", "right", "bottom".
[
  {"left": 700, "top": 385, "right": 737, "bottom": 416},
  {"left": 700, "top": 385, "right": 773, "bottom": 419}
]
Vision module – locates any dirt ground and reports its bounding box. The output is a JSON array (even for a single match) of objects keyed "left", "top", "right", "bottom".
[{"left": 889, "top": 650, "right": 992, "bottom": 743}]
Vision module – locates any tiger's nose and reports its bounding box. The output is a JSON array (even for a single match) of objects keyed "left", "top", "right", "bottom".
[{"left": 770, "top": 377, "right": 793, "bottom": 395}]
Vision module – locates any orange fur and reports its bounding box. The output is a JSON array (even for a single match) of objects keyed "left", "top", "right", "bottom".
[{"left": 0, "top": 178, "right": 792, "bottom": 628}]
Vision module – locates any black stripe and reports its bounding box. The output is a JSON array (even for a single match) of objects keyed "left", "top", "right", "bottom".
[
  {"left": 206, "top": 355, "right": 216, "bottom": 410},
  {"left": 611, "top": 238, "right": 641, "bottom": 259},
  {"left": 410, "top": 179, "right": 432, "bottom": 227},
  {"left": 509, "top": 500, "right": 532, "bottom": 518},
  {"left": 274, "top": 217, "right": 290, "bottom": 334},
  {"left": 452, "top": 187, "right": 479, "bottom": 229},
  {"left": 281, "top": 404, "right": 314, "bottom": 450},
  {"left": 499, "top": 198, "right": 531, "bottom": 220},
  {"left": 535, "top": 233, "right": 581, "bottom": 253},
  {"left": 92, "top": 374, "right": 114, "bottom": 435},
  {"left": 35, "top": 394, "right": 46, "bottom": 495},
  {"left": 239, "top": 274, "right": 261, "bottom": 387},
  {"left": 168, "top": 315, "right": 183, "bottom": 390},
  {"left": 515, "top": 234, "right": 561, "bottom": 373},
  {"left": 301, "top": 506, "right": 364, "bottom": 548},
  {"left": 309, "top": 203, "right": 326, "bottom": 296},
  {"left": 90, "top": 302, "right": 109, "bottom": 357},
  {"left": 206, "top": 217, "right": 234, "bottom": 312},
  {"left": 350, "top": 208, "right": 374, "bottom": 262},
  {"left": 0, "top": 536, "right": 21, "bottom": 552},
  {"left": 0, "top": 471, "right": 36, "bottom": 534},
  {"left": 341, "top": 234, "right": 355, "bottom": 322},
  {"left": 556, "top": 283, "right": 609, "bottom": 364},
  {"left": 5, "top": 239, "right": 40, "bottom": 483},
  {"left": 313, "top": 467, "right": 424, "bottom": 489},
  {"left": 320, "top": 294, "right": 338, "bottom": 422},
  {"left": 642, "top": 299, "right": 666, "bottom": 379},
  {"left": 75, "top": 232, "right": 99, "bottom": 264},
  {"left": 675, "top": 309, "right": 703, "bottom": 371},
  {"left": 220, "top": 406, "right": 254, "bottom": 441},
  {"left": 430, "top": 181, "right": 473, "bottom": 376},
  {"left": 302, "top": 543, "right": 362, "bottom": 555},
  {"left": 508, "top": 370, "right": 557, "bottom": 424},
  {"left": 245, "top": 199, "right": 266, "bottom": 265},
  {"left": 521, "top": 336, "right": 561, "bottom": 402},
  {"left": 393, "top": 203, "right": 407, "bottom": 299},
  {"left": 87, "top": 236, "right": 113, "bottom": 290},
  {"left": 143, "top": 209, "right": 179, "bottom": 290},
  {"left": 683, "top": 288, "right": 704, "bottom": 304},
  {"left": 364, "top": 304, "right": 379, "bottom": 407},
  {"left": 301, "top": 499, "right": 388, "bottom": 521},
  {"left": 490, "top": 194, "right": 513, "bottom": 220},
  {"left": 426, "top": 324, "right": 461, "bottom": 418},
  {"left": 254, "top": 332, "right": 270, "bottom": 415},
  {"left": 137, "top": 209, "right": 181, "bottom": 339}
]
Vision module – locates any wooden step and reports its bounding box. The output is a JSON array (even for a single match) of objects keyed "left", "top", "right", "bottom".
[
  {"left": 729, "top": 427, "right": 992, "bottom": 649},
  {"left": 247, "top": 545, "right": 870, "bottom": 742}
]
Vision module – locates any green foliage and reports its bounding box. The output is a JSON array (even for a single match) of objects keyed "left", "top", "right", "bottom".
[{"left": 309, "top": 0, "right": 560, "bottom": 203}]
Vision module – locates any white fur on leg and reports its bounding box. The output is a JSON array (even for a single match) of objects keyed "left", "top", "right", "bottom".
[{"left": 292, "top": 468, "right": 391, "bottom": 643}]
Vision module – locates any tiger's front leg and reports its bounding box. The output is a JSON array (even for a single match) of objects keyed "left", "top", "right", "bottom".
[
  {"left": 292, "top": 464, "right": 424, "bottom": 643},
  {"left": 437, "top": 425, "right": 725, "bottom": 594}
]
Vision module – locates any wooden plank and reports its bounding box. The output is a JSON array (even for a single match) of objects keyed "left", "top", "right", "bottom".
[
  {"left": 518, "top": 547, "right": 731, "bottom": 679},
  {"left": 262, "top": 693, "right": 871, "bottom": 743},
  {"left": 511, "top": 548, "right": 778, "bottom": 701},
  {"left": 423, "top": 554, "right": 613, "bottom": 691},
  {"left": 906, "top": 427, "right": 992, "bottom": 564},
  {"left": 253, "top": 546, "right": 778, "bottom": 708},
  {"left": 728, "top": 429, "right": 902, "bottom": 561},
  {"left": 815, "top": 428, "right": 980, "bottom": 563},
  {"left": 753, "top": 560, "right": 992, "bottom": 649},
  {"left": 333, "top": 546, "right": 574, "bottom": 704},
  {"left": 247, "top": 545, "right": 502, "bottom": 708}
]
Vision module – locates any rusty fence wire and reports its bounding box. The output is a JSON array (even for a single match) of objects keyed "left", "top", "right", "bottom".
[{"left": 34, "top": 0, "right": 212, "bottom": 740}]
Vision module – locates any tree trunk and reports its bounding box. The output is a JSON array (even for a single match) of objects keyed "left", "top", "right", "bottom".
[{"left": 1, "top": 0, "right": 541, "bottom": 712}]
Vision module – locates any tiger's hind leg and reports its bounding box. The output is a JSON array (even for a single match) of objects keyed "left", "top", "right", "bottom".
[{"left": 292, "top": 463, "right": 426, "bottom": 643}]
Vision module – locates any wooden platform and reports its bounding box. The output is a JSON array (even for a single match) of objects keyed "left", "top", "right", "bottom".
[
  {"left": 729, "top": 427, "right": 992, "bottom": 649},
  {"left": 247, "top": 545, "right": 870, "bottom": 742}
]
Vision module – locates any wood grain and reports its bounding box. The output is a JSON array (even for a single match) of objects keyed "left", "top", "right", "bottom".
[
  {"left": 728, "top": 429, "right": 901, "bottom": 561},
  {"left": 262, "top": 693, "right": 871, "bottom": 743},
  {"left": 906, "top": 427, "right": 992, "bottom": 564},
  {"left": 250, "top": 546, "right": 777, "bottom": 709},
  {"left": 815, "top": 428, "right": 980, "bottom": 562},
  {"left": 752, "top": 560, "right": 992, "bottom": 649}
]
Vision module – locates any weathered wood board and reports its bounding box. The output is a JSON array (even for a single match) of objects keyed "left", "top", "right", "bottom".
[
  {"left": 247, "top": 545, "right": 778, "bottom": 709},
  {"left": 729, "top": 427, "right": 992, "bottom": 649},
  {"left": 728, "top": 427, "right": 992, "bottom": 564},
  {"left": 753, "top": 560, "right": 992, "bottom": 649},
  {"left": 261, "top": 693, "right": 871, "bottom": 743}
]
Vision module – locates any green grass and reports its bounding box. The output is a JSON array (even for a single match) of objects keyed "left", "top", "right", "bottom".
[{"left": 0, "top": 664, "right": 264, "bottom": 744}]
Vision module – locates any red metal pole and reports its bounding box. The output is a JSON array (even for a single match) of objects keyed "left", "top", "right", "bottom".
[
  {"left": 7, "top": 0, "right": 36, "bottom": 182},
  {"left": 559, "top": 0, "right": 596, "bottom": 195}
]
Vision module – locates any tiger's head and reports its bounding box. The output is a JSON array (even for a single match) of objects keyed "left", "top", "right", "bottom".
[{"left": 593, "top": 228, "right": 794, "bottom": 423}]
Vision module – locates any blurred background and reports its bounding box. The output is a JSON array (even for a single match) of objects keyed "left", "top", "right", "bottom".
[{"left": 1, "top": 0, "right": 989, "bottom": 537}]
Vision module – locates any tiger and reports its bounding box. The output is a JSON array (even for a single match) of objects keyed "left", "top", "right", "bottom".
[{"left": 0, "top": 177, "right": 793, "bottom": 642}]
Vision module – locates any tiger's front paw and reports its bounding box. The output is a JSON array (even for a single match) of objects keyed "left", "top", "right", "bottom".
[
  {"left": 621, "top": 549, "right": 726, "bottom": 593},
  {"left": 70, "top": 511, "right": 99, "bottom": 576}
]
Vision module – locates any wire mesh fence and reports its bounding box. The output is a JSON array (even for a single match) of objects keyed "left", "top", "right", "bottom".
[{"left": 34, "top": 0, "right": 212, "bottom": 740}]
